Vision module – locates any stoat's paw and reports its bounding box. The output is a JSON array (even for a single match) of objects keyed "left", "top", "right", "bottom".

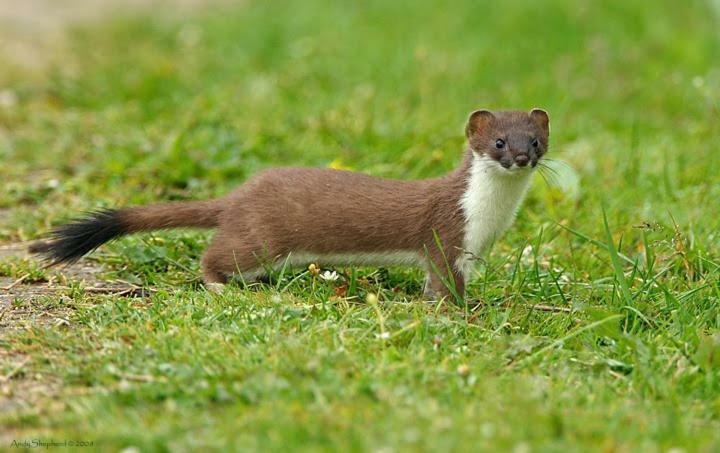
[
  {"left": 206, "top": 282, "right": 226, "bottom": 294},
  {"left": 422, "top": 289, "right": 446, "bottom": 305}
]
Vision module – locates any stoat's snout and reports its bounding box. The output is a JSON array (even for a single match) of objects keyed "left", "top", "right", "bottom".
[
  {"left": 514, "top": 154, "right": 530, "bottom": 167},
  {"left": 498, "top": 151, "right": 539, "bottom": 170}
]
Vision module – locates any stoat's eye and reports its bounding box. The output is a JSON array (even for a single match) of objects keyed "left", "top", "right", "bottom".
[
  {"left": 531, "top": 138, "right": 539, "bottom": 148},
  {"left": 495, "top": 139, "right": 505, "bottom": 149}
]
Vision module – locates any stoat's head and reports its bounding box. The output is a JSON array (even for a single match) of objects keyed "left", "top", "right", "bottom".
[{"left": 465, "top": 109, "right": 550, "bottom": 172}]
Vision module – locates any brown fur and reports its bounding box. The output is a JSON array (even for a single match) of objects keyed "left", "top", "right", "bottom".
[
  {"left": 120, "top": 201, "right": 223, "bottom": 231},
  {"left": 201, "top": 158, "right": 471, "bottom": 296}
]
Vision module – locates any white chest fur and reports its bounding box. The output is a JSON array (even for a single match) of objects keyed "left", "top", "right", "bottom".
[{"left": 456, "top": 154, "right": 533, "bottom": 279}]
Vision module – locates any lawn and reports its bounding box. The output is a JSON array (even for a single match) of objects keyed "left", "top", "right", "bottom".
[{"left": 1, "top": 0, "right": 719, "bottom": 450}]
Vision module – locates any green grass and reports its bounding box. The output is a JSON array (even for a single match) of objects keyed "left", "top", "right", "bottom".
[{"left": 1, "top": 0, "right": 719, "bottom": 450}]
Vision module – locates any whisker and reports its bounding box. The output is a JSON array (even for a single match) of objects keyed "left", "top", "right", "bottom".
[
  {"left": 537, "top": 162, "right": 560, "bottom": 177},
  {"left": 537, "top": 165, "right": 560, "bottom": 186},
  {"left": 537, "top": 168, "right": 553, "bottom": 187}
]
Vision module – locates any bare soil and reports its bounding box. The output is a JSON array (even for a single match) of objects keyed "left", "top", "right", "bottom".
[{"left": 0, "top": 243, "right": 147, "bottom": 422}]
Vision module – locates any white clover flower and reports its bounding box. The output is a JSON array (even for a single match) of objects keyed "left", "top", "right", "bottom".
[{"left": 319, "top": 270, "right": 339, "bottom": 281}]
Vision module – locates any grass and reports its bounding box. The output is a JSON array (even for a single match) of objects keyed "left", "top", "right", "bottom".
[{"left": 1, "top": 0, "right": 719, "bottom": 450}]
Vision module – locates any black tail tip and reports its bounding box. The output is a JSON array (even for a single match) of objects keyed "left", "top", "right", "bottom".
[{"left": 29, "top": 209, "right": 128, "bottom": 265}]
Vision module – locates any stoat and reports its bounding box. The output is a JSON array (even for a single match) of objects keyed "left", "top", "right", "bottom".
[{"left": 30, "top": 109, "right": 550, "bottom": 301}]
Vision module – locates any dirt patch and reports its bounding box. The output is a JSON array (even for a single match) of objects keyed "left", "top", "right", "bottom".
[
  {"left": 0, "top": 243, "right": 147, "bottom": 426},
  {"left": 0, "top": 243, "right": 145, "bottom": 331}
]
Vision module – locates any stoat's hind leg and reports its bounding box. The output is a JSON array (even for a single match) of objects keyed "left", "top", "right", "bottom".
[{"left": 201, "top": 234, "right": 268, "bottom": 288}]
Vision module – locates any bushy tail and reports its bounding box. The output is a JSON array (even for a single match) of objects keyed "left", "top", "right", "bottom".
[{"left": 29, "top": 200, "right": 223, "bottom": 265}]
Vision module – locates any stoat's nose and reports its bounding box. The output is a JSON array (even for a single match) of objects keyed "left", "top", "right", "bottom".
[{"left": 514, "top": 154, "right": 529, "bottom": 167}]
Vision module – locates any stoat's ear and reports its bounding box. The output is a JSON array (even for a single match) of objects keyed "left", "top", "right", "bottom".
[
  {"left": 529, "top": 108, "right": 550, "bottom": 136},
  {"left": 465, "top": 109, "right": 495, "bottom": 138}
]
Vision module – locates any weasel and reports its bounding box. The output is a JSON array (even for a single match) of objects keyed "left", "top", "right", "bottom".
[{"left": 30, "top": 109, "right": 550, "bottom": 301}]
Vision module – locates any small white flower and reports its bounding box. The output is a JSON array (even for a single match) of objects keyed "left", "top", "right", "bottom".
[
  {"left": 377, "top": 331, "right": 390, "bottom": 340},
  {"left": 319, "top": 270, "right": 339, "bottom": 281},
  {"left": 520, "top": 245, "right": 534, "bottom": 265}
]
